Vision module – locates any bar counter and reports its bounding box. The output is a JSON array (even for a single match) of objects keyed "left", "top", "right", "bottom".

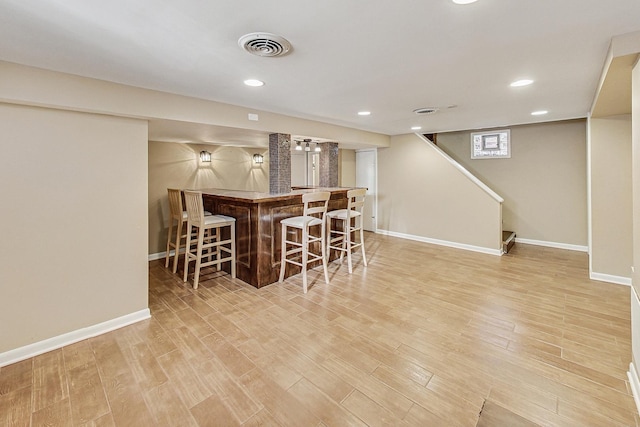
[{"left": 200, "top": 187, "right": 351, "bottom": 288}]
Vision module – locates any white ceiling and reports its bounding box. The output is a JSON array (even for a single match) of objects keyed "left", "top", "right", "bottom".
[{"left": 1, "top": 0, "right": 640, "bottom": 146}]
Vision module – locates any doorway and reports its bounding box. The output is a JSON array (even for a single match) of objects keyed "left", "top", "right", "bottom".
[
  {"left": 307, "top": 152, "right": 320, "bottom": 186},
  {"left": 356, "top": 149, "right": 377, "bottom": 231}
]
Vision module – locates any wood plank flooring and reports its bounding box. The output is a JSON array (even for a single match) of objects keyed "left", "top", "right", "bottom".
[{"left": 1, "top": 234, "right": 637, "bottom": 426}]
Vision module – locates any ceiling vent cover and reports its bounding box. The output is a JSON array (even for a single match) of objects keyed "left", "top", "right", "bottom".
[
  {"left": 238, "top": 32, "right": 292, "bottom": 57},
  {"left": 413, "top": 107, "right": 439, "bottom": 115}
]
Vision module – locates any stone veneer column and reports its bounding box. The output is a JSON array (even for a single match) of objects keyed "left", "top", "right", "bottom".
[
  {"left": 319, "top": 142, "right": 339, "bottom": 187},
  {"left": 269, "top": 133, "right": 291, "bottom": 194}
]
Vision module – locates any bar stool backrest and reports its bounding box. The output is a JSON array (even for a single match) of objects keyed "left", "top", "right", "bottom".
[
  {"left": 347, "top": 188, "right": 367, "bottom": 217},
  {"left": 183, "top": 190, "right": 205, "bottom": 227},
  {"left": 303, "top": 191, "right": 331, "bottom": 219},
  {"left": 167, "top": 188, "right": 183, "bottom": 220}
]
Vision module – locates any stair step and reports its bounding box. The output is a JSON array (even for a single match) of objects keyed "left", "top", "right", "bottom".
[{"left": 502, "top": 231, "right": 516, "bottom": 254}]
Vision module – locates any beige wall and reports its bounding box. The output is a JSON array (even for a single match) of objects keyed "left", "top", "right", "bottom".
[
  {"left": 437, "top": 120, "right": 588, "bottom": 247},
  {"left": 633, "top": 61, "right": 640, "bottom": 297},
  {"left": 378, "top": 134, "right": 502, "bottom": 251},
  {"left": 590, "top": 116, "right": 633, "bottom": 279},
  {"left": 0, "top": 103, "right": 149, "bottom": 353},
  {"left": 149, "top": 141, "right": 268, "bottom": 255},
  {"left": 630, "top": 46, "right": 640, "bottom": 381},
  {"left": 340, "top": 149, "right": 357, "bottom": 187}
]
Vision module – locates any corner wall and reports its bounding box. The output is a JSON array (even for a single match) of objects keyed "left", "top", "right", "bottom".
[
  {"left": 633, "top": 56, "right": 640, "bottom": 318},
  {"left": 437, "top": 120, "right": 588, "bottom": 249},
  {"left": 627, "top": 44, "right": 640, "bottom": 413},
  {"left": 148, "top": 141, "right": 268, "bottom": 256},
  {"left": 589, "top": 116, "right": 633, "bottom": 282},
  {"left": 377, "top": 133, "right": 502, "bottom": 253},
  {"left": 0, "top": 103, "right": 149, "bottom": 359}
]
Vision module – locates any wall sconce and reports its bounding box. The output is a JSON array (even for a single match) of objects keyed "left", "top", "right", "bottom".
[
  {"left": 200, "top": 150, "right": 211, "bottom": 162},
  {"left": 295, "top": 141, "right": 302, "bottom": 151},
  {"left": 314, "top": 144, "right": 322, "bottom": 152},
  {"left": 304, "top": 142, "right": 311, "bottom": 152},
  {"left": 252, "top": 153, "right": 264, "bottom": 164}
]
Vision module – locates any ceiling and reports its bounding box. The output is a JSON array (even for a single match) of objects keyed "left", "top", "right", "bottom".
[{"left": 1, "top": 0, "right": 640, "bottom": 147}]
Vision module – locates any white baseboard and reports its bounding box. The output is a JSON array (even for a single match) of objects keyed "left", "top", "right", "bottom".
[
  {"left": 631, "top": 290, "right": 640, "bottom": 416},
  {"left": 590, "top": 272, "right": 632, "bottom": 286},
  {"left": 514, "top": 237, "right": 588, "bottom": 253},
  {"left": 0, "top": 308, "right": 151, "bottom": 368},
  {"left": 376, "top": 229, "right": 502, "bottom": 256},
  {"left": 149, "top": 251, "right": 167, "bottom": 261},
  {"left": 628, "top": 363, "right": 640, "bottom": 416}
]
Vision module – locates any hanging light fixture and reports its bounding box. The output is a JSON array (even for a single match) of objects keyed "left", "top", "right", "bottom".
[
  {"left": 200, "top": 151, "right": 211, "bottom": 162},
  {"left": 295, "top": 141, "right": 302, "bottom": 151}
]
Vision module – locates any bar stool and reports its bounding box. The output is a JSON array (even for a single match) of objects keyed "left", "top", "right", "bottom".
[
  {"left": 326, "top": 188, "right": 368, "bottom": 274},
  {"left": 183, "top": 190, "right": 236, "bottom": 289},
  {"left": 279, "top": 191, "right": 330, "bottom": 293},
  {"left": 165, "top": 189, "right": 212, "bottom": 274}
]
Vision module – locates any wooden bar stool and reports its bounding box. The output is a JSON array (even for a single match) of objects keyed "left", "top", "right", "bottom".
[
  {"left": 165, "top": 188, "right": 212, "bottom": 274},
  {"left": 183, "top": 190, "right": 236, "bottom": 289},
  {"left": 326, "top": 188, "right": 368, "bottom": 273},
  {"left": 164, "top": 188, "right": 189, "bottom": 274},
  {"left": 279, "top": 191, "right": 330, "bottom": 293}
]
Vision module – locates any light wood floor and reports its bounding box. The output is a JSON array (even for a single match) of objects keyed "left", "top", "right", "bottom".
[{"left": 1, "top": 233, "right": 637, "bottom": 426}]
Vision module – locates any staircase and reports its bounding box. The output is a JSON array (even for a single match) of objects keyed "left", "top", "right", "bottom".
[{"left": 502, "top": 230, "right": 516, "bottom": 254}]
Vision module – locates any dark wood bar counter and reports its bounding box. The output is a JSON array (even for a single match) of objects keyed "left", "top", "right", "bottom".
[{"left": 200, "top": 187, "right": 350, "bottom": 288}]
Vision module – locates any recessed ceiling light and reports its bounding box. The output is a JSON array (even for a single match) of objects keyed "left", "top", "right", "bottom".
[
  {"left": 452, "top": 0, "right": 478, "bottom": 4},
  {"left": 358, "top": 111, "right": 371, "bottom": 116},
  {"left": 244, "top": 79, "right": 264, "bottom": 87},
  {"left": 510, "top": 79, "right": 533, "bottom": 87},
  {"left": 411, "top": 126, "right": 422, "bottom": 130},
  {"left": 531, "top": 110, "right": 548, "bottom": 116}
]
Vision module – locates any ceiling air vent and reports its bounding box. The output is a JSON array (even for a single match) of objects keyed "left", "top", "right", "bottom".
[
  {"left": 238, "top": 32, "right": 292, "bottom": 57},
  {"left": 413, "top": 107, "right": 439, "bottom": 115}
]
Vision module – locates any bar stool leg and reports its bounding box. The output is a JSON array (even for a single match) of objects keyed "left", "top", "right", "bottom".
[
  {"left": 326, "top": 219, "right": 333, "bottom": 261},
  {"left": 340, "top": 220, "right": 347, "bottom": 263},
  {"left": 193, "top": 227, "right": 205, "bottom": 290},
  {"left": 183, "top": 223, "right": 192, "bottom": 284},
  {"left": 327, "top": 217, "right": 345, "bottom": 265},
  {"left": 173, "top": 218, "right": 185, "bottom": 273},
  {"left": 165, "top": 218, "right": 174, "bottom": 269},
  {"left": 346, "top": 219, "right": 353, "bottom": 274},
  {"left": 321, "top": 221, "right": 330, "bottom": 284},
  {"left": 279, "top": 224, "right": 287, "bottom": 283},
  {"left": 359, "top": 217, "right": 368, "bottom": 266},
  {"left": 230, "top": 222, "right": 236, "bottom": 278},
  {"left": 215, "top": 228, "right": 221, "bottom": 270},
  {"left": 204, "top": 228, "right": 211, "bottom": 264},
  {"left": 302, "top": 227, "right": 308, "bottom": 294}
]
